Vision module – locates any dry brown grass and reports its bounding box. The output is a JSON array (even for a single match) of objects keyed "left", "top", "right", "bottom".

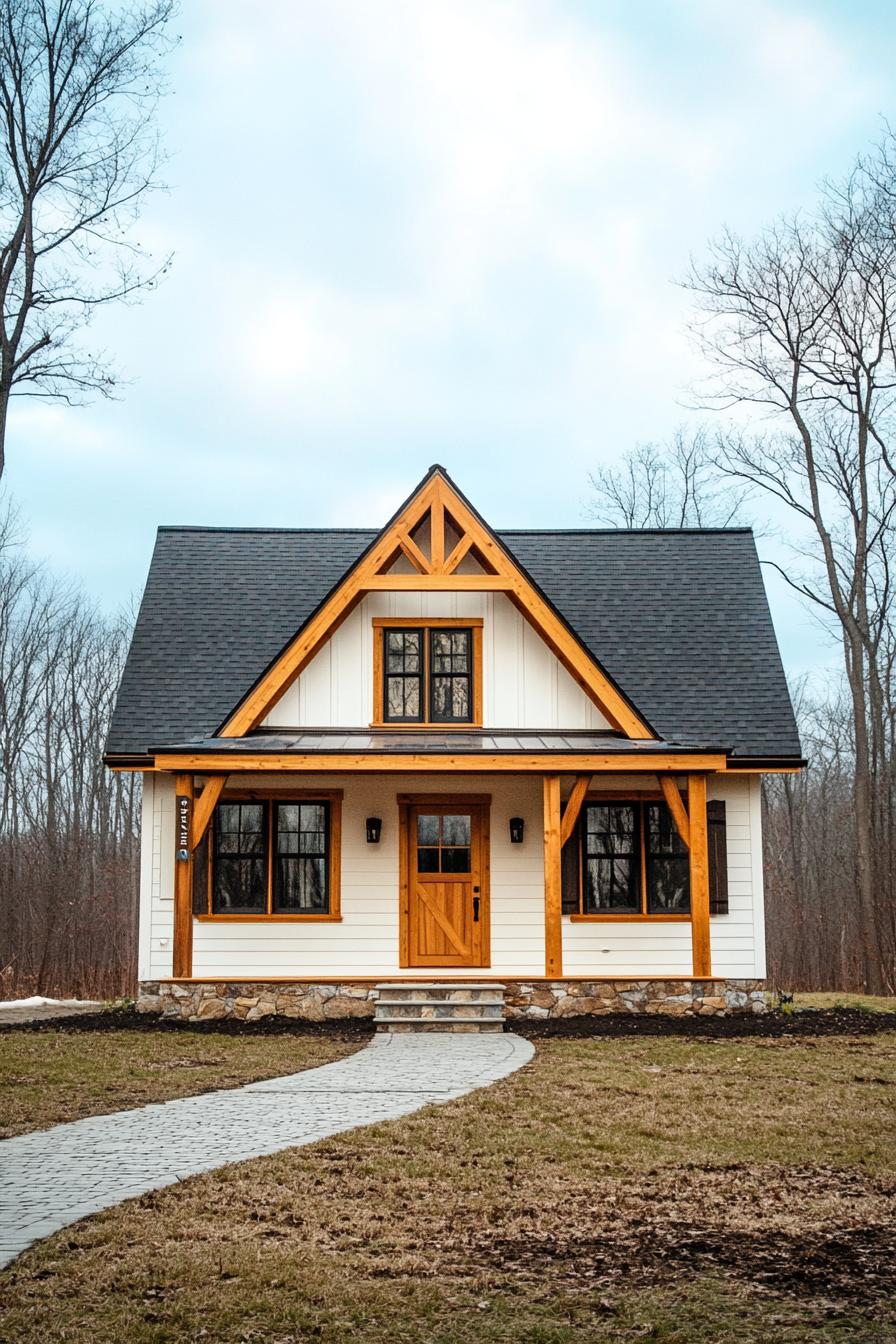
[
  {"left": 2, "top": 1030, "right": 895, "bottom": 1342},
  {"left": 795, "top": 991, "right": 896, "bottom": 1013},
  {"left": 0, "top": 1026, "right": 361, "bottom": 1137}
]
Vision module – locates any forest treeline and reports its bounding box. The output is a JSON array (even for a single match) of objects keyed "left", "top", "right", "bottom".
[{"left": 0, "top": 503, "right": 138, "bottom": 999}]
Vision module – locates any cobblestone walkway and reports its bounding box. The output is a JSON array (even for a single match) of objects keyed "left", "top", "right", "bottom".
[{"left": 0, "top": 1031, "right": 533, "bottom": 1269}]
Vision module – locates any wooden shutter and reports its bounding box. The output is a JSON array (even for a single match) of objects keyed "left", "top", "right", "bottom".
[
  {"left": 561, "top": 824, "right": 580, "bottom": 914},
  {"left": 707, "top": 800, "right": 728, "bottom": 915},
  {"left": 192, "top": 832, "right": 209, "bottom": 916}
]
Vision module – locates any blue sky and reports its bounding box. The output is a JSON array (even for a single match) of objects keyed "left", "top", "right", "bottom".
[{"left": 7, "top": 0, "right": 896, "bottom": 677}]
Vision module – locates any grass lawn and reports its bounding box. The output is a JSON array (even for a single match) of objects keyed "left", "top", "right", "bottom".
[
  {"left": 2, "top": 1026, "right": 895, "bottom": 1342},
  {"left": 795, "top": 991, "right": 896, "bottom": 1014},
  {"left": 0, "top": 1023, "right": 364, "bottom": 1138}
]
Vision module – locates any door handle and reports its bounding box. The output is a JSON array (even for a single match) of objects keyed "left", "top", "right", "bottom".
[{"left": 473, "top": 896, "right": 480, "bottom": 922}]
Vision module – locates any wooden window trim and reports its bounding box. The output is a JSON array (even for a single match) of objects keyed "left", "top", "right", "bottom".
[
  {"left": 571, "top": 796, "right": 690, "bottom": 921},
  {"left": 204, "top": 790, "right": 342, "bottom": 922},
  {"left": 372, "top": 618, "right": 484, "bottom": 727}
]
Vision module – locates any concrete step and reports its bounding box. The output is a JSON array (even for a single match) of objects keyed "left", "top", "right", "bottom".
[
  {"left": 376, "top": 1017, "right": 505, "bottom": 1033},
  {"left": 374, "top": 982, "right": 507, "bottom": 1033},
  {"left": 378, "top": 1001, "right": 505, "bottom": 1021}
]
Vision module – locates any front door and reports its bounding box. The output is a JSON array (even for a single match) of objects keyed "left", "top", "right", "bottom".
[{"left": 403, "top": 799, "right": 490, "bottom": 967}]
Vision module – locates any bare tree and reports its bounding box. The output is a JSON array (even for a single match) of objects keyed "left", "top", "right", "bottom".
[
  {"left": 588, "top": 428, "right": 747, "bottom": 527},
  {"left": 685, "top": 132, "right": 896, "bottom": 992},
  {"left": 0, "top": 0, "right": 177, "bottom": 479},
  {"left": 0, "top": 494, "right": 138, "bottom": 998}
]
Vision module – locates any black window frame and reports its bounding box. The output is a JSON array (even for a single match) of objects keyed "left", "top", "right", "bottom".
[
  {"left": 427, "top": 627, "right": 473, "bottom": 724},
  {"left": 211, "top": 801, "right": 268, "bottom": 915},
  {"left": 576, "top": 799, "right": 692, "bottom": 918},
  {"left": 272, "top": 799, "right": 331, "bottom": 914},
  {"left": 383, "top": 627, "right": 425, "bottom": 723},
  {"left": 581, "top": 802, "right": 641, "bottom": 914},
  {"left": 644, "top": 801, "right": 690, "bottom": 914},
  {"left": 381, "top": 625, "right": 475, "bottom": 725},
  {"left": 210, "top": 798, "right": 335, "bottom": 917}
]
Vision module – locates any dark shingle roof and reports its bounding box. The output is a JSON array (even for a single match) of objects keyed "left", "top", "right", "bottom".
[{"left": 106, "top": 525, "right": 800, "bottom": 760}]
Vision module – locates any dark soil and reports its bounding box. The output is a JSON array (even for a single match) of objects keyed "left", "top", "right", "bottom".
[
  {"left": 4, "top": 1004, "right": 895, "bottom": 1041},
  {"left": 0, "top": 1006, "right": 376, "bottom": 1040},
  {"left": 514, "top": 1006, "right": 896, "bottom": 1039}
]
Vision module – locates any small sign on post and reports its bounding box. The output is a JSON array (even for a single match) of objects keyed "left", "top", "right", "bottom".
[{"left": 176, "top": 791, "right": 192, "bottom": 862}]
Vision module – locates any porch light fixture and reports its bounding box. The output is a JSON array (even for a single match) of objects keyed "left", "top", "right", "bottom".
[
  {"left": 366, "top": 816, "right": 382, "bottom": 844},
  {"left": 509, "top": 817, "right": 525, "bottom": 844}
]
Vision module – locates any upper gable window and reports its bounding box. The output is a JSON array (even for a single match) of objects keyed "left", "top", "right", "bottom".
[{"left": 374, "top": 620, "right": 482, "bottom": 726}]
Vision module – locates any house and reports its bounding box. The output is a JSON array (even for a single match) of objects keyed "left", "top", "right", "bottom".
[{"left": 105, "top": 465, "right": 802, "bottom": 1026}]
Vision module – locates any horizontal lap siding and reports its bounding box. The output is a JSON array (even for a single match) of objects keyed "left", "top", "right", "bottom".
[
  {"left": 145, "top": 773, "right": 765, "bottom": 983},
  {"left": 561, "top": 774, "right": 762, "bottom": 980},
  {"left": 190, "top": 773, "right": 546, "bottom": 980},
  {"left": 146, "top": 771, "right": 175, "bottom": 980},
  {"left": 708, "top": 774, "right": 762, "bottom": 978}
]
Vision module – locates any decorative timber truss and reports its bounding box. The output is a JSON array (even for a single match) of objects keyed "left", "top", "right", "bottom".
[{"left": 220, "top": 465, "right": 654, "bottom": 739}]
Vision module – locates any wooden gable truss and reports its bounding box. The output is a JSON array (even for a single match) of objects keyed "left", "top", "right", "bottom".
[{"left": 220, "top": 467, "right": 654, "bottom": 740}]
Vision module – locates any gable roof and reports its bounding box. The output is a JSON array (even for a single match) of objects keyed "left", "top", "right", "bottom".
[{"left": 106, "top": 521, "right": 801, "bottom": 762}]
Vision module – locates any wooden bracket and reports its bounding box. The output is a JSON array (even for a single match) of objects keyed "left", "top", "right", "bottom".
[
  {"left": 560, "top": 775, "right": 591, "bottom": 847},
  {"left": 659, "top": 776, "right": 690, "bottom": 849},
  {"left": 191, "top": 775, "right": 228, "bottom": 850}
]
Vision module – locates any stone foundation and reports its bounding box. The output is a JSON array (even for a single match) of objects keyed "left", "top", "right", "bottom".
[
  {"left": 138, "top": 978, "right": 768, "bottom": 1022},
  {"left": 137, "top": 981, "right": 377, "bottom": 1022},
  {"left": 504, "top": 979, "right": 767, "bottom": 1017}
]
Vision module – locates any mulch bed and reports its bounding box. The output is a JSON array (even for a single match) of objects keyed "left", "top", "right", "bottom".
[
  {"left": 3, "top": 1005, "right": 895, "bottom": 1039},
  {"left": 514, "top": 1007, "right": 896, "bottom": 1039},
  {"left": 0, "top": 1008, "right": 376, "bottom": 1040}
]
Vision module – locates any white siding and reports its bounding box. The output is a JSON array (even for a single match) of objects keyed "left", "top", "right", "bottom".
[
  {"left": 189, "top": 773, "right": 546, "bottom": 980},
  {"left": 140, "top": 771, "right": 766, "bottom": 983},
  {"left": 561, "top": 775, "right": 762, "bottom": 979},
  {"left": 262, "top": 592, "right": 610, "bottom": 730},
  {"left": 143, "top": 771, "right": 175, "bottom": 980}
]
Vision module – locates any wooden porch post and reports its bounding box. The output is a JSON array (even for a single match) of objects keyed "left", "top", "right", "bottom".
[
  {"left": 688, "top": 774, "right": 711, "bottom": 978},
  {"left": 172, "top": 773, "right": 194, "bottom": 979},
  {"left": 543, "top": 774, "right": 563, "bottom": 978}
]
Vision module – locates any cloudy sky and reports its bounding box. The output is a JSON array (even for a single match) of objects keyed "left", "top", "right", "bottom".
[{"left": 6, "top": 0, "right": 896, "bottom": 674}]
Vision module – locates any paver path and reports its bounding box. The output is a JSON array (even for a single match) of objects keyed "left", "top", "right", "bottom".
[{"left": 0, "top": 1031, "right": 533, "bottom": 1269}]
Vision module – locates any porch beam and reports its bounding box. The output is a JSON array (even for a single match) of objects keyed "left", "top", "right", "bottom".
[
  {"left": 153, "top": 752, "right": 728, "bottom": 774},
  {"left": 543, "top": 774, "right": 563, "bottom": 978},
  {"left": 190, "top": 774, "right": 228, "bottom": 850},
  {"left": 559, "top": 775, "right": 591, "bottom": 847},
  {"left": 659, "top": 776, "right": 690, "bottom": 849},
  {"left": 687, "top": 775, "right": 711, "bottom": 978},
  {"left": 173, "top": 773, "right": 194, "bottom": 979}
]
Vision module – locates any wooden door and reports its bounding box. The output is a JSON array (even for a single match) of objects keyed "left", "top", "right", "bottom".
[{"left": 404, "top": 801, "right": 490, "bottom": 967}]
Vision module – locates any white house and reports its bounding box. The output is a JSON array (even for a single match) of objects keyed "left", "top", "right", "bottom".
[{"left": 105, "top": 466, "right": 802, "bottom": 1026}]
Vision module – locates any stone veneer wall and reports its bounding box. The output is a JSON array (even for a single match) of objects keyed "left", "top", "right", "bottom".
[{"left": 137, "top": 979, "right": 768, "bottom": 1022}]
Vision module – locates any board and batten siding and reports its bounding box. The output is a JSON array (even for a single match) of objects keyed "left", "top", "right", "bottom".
[
  {"left": 139, "top": 772, "right": 764, "bottom": 982},
  {"left": 261, "top": 592, "right": 611, "bottom": 731}
]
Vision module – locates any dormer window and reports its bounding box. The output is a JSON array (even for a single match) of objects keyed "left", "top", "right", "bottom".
[{"left": 373, "top": 619, "right": 483, "bottom": 726}]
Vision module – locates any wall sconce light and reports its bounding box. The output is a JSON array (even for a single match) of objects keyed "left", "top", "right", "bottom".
[
  {"left": 509, "top": 817, "right": 525, "bottom": 844},
  {"left": 366, "top": 816, "right": 382, "bottom": 844}
]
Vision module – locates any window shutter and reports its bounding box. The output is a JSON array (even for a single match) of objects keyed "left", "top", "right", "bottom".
[
  {"left": 707, "top": 800, "right": 728, "bottom": 915},
  {"left": 192, "top": 832, "right": 209, "bottom": 916},
  {"left": 561, "top": 824, "right": 580, "bottom": 914}
]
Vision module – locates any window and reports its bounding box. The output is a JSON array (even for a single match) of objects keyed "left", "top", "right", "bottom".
[
  {"left": 209, "top": 794, "right": 341, "bottom": 918},
  {"left": 583, "top": 804, "right": 639, "bottom": 913},
  {"left": 375, "top": 620, "right": 482, "bottom": 725},
  {"left": 416, "top": 812, "right": 472, "bottom": 873},
  {"left": 574, "top": 800, "right": 690, "bottom": 918},
  {"left": 645, "top": 803, "right": 689, "bottom": 912}
]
